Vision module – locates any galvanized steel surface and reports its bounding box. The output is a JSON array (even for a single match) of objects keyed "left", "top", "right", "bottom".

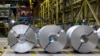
[
  {"left": 38, "top": 25, "right": 67, "bottom": 53},
  {"left": 8, "top": 24, "right": 37, "bottom": 53},
  {"left": 67, "top": 25, "right": 98, "bottom": 53}
]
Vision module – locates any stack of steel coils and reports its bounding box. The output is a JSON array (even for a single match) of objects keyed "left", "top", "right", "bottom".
[{"left": 7, "top": 24, "right": 100, "bottom": 53}]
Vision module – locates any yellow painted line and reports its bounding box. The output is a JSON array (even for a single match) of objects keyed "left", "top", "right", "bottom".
[
  {"left": 0, "top": 53, "right": 1, "bottom": 56},
  {"left": 29, "top": 0, "right": 32, "bottom": 9},
  {"left": 32, "top": 53, "right": 36, "bottom": 56},
  {"left": 67, "top": 53, "right": 73, "bottom": 56}
]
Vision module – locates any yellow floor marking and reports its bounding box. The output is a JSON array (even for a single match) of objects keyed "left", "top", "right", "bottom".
[
  {"left": 32, "top": 53, "right": 36, "bottom": 56},
  {"left": 67, "top": 52, "right": 73, "bottom": 56}
]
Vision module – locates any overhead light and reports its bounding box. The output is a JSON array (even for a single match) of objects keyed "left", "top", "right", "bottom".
[{"left": 11, "top": 20, "right": 15, "bottom": 24}]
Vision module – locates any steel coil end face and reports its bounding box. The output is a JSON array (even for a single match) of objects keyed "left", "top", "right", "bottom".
[
  {"left": 97, "top": 28, "right": 100, "bottom": 38},
  {"left": 38, "top": 25, "right": 67, "bottom": 53},
  {"left": 8, "top": 24, "right": 37, "bottom": 53},
  {"left": 67, "top": 25, "right": 98, "bottom": 53},
  {"left": 97, "top": 28, "right": 100, "bottom": 48}
]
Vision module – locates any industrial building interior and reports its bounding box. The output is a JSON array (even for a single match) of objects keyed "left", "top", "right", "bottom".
[{"left": 0, "top": 0, "right": 100, "bottom": 56}]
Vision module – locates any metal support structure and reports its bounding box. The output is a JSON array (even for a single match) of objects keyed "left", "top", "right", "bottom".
[
  {"left": 56, "top": 0, "right": 58, "bottom": 24},
  {"left": 86, "top": 0, "right": 100, "bottom": 25},
  {"left": 75, "top": 1, "right": 84, "bottom": 24},
  {"left": 83, "top": 0, "right": 87, "bottom": 20},
  {"left": 96, "top": 0, "right": 100, "bottom": 22},
  {"left": 62, "top": 12, "right": 65, "bottom": 24},
  {"left": 47, "top": 0, "right": 50, "bottom": 19},
  {"left": 39, "top": 0, "right": 100, "bottom": 26},
  {"left": 71, "top": 0, "right": 100, "bottom": 25},
  {"left": 99, "top": 5, "right": 100, "bottom": 22},
  {"left": 40, "top": 3, "right": 42, "bottom": 17},
  {"left": 62, "top": 0, "right": 66, "bottom": 24},
  {"left": 40, "top": 0, "right": 66, "bottom": 25},
  {"left": 43, "top": 3, "right": 45, "bottom": 18},
  {"left": 70, "top": 0, "right": 74, "bottom": 23},
  {"left": 29, "top": 0, "right": 32, "bottom": 9},
  {"left": 73, "top": 0, "right": 82, "bottom": 5},
  {"left": 51, "top": 6, "right": 53, "bottom": 24}
]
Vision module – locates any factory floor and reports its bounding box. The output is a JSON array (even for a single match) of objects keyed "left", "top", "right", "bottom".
[{"left": 0, "top": 38, "right": 100, "bottom": 56}]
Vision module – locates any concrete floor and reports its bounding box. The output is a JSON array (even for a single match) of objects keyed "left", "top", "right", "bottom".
[
  {"left": 1, "top": 38, "right": 100, "bottom": 56},
  {"left": 2, "top": 48, "right": 100, "bottom": 56}
]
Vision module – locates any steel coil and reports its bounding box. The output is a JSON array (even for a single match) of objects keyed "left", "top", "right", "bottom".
[
  {"left": 38, "top": 25, "right": 67, "bottom": 53},
  {"left": 66, "top": 25, "right": 98, "bottom": 53},
  {"left": 8, "top": 24, "right": 37, "bottom": 53}
]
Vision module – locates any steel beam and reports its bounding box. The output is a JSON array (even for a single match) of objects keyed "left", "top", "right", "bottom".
[{"left": 86, "top": 0, "right": 100, "bottom": 25}]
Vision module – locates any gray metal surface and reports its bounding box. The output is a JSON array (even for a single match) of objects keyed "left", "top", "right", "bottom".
[
  {"left": 66, "top": 25, "right": 80, "bottom": 48},
  {"left": 31, "top": 26, "right": 39, "bottom": 33},
  {"left": 66, "top": 25, "right": 79, "bottom": 41},
  {"left": 67, "top": 25, "right": 98, "bottom": 53},
  {"left": 38, "top": 25, "right": 67, "bottom": 53},
  {"left": 31, "top": 25, "right": 39, "bottom": 45},
  {"left": 8, "top": 24, "right": 37, "bottom": 53},
  {"left": 90, "top": 25, "right": 100, "bottom": 30},
  {"left": 97, "top": 28, "right": 100, "bottom": 48}
]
